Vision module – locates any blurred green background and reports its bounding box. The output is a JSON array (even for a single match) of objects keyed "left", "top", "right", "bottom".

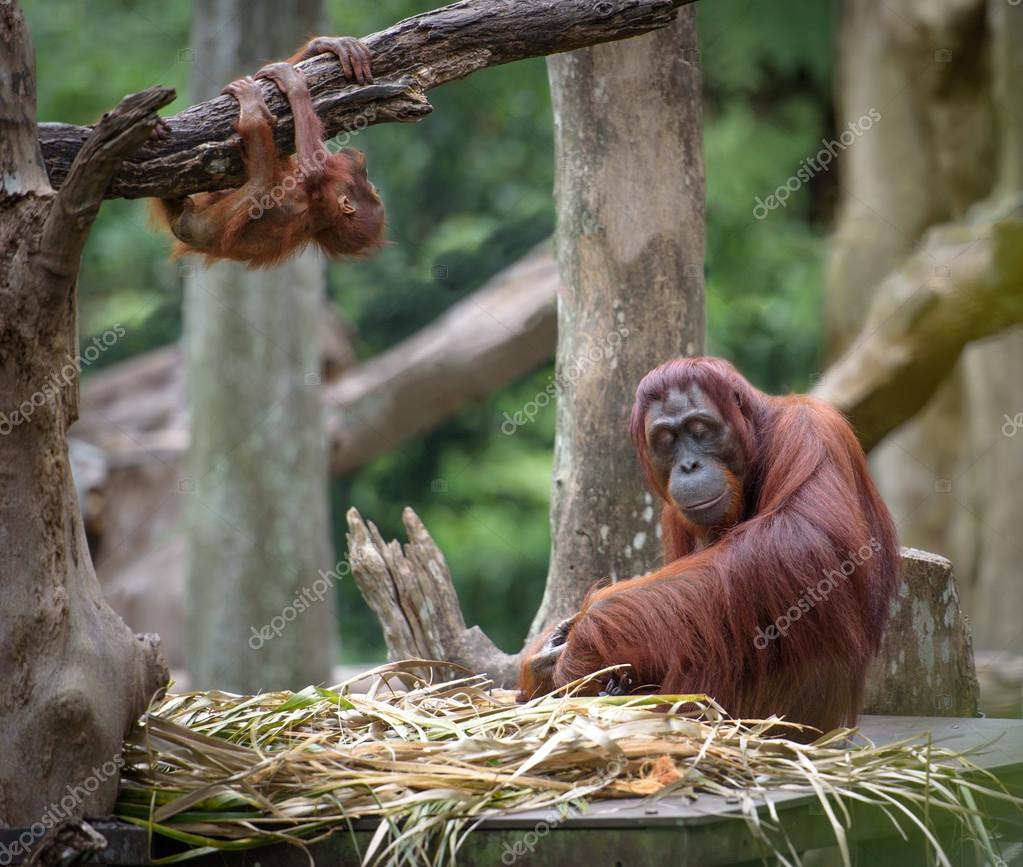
[{"left": 28, "top": 0, "right": 835, "bottom": 660}]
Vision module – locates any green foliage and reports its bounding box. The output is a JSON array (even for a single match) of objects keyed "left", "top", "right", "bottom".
[
  {"left": 30, "top": 0, "right": 836, "bottom": 661},
  {"left": 704, "top": 101, "right": 826, "bottom": 392},
  {"left": 699, "top": 0, "right": 835, "bottom": 393}
]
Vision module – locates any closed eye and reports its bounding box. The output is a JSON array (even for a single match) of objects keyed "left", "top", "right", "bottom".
[
  {"left": 651, "top": 428, "right": 675, "bottom": 450},
  {"left": 686, "top": 419, "right": 716, "bottom": 443}
]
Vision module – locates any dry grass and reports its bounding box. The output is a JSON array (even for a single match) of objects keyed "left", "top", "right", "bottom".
[{"left": 117, "top": 661, "right": 1021, "bottom": 866}]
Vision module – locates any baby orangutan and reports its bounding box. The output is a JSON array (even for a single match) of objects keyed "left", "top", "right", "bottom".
[{"left": 154, "top": 37, "right": 384, "bottom": 267}]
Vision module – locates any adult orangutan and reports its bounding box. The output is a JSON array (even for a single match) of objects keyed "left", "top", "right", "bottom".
[{"left": 518, "top": 357, "right": 899, "bottom": 734}]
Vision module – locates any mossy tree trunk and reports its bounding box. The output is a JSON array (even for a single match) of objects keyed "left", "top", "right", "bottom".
[{"left": 824, "top": 0, "right": 1023, "bottom": 656}]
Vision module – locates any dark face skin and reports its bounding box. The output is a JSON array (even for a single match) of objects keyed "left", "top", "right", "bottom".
[{"left": 644, "top": 385, "right": 747, "bottom": 531}]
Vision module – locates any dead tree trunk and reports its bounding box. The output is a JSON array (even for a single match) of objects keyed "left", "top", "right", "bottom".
[
  {"left": 0, "top": 3, "right": 168, "bottom": 825},
  {"left": 346, "top": 510, "right": 518, "bottom": 685},
  {"left": 344, "top": 11, "right": 706, "bottom": 678},
  {"left": 531, "top": 8, "right": 705, "bottom": 635}
]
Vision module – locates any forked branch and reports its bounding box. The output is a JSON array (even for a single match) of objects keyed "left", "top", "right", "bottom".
[{"left": 36, "top": 86, "right": 174, "bottom": 306}]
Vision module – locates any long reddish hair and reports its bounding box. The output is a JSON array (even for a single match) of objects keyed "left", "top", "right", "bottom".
[{"left": 526, "top": 357, "right": 899, "bottom": 731}]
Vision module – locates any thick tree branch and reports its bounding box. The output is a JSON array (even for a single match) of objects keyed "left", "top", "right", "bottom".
[
  {"left": 325, "top": 243, "right": 558, "bottom": 474},
  {"left": 36, "top": 86, "right": 174, "bottom": 305},
  {"left": 39, "top": 83, "right": 430, "bottom": 200},
  {"left": 813, "top": 207, "right": 1023, "bottom": 451},
  {"left": 38, "top": 0, "right": 693, "bottom": 199}
]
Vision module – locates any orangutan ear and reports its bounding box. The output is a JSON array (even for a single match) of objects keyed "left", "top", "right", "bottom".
[{"left": 338, "top": 195, "right": 357, "bottom": 215}]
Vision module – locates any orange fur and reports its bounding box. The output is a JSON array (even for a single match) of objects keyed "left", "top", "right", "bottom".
[
  {"left": 520, "top": 358, "right": 899, "bottom": 734},
  {"left": 151, "top": 39, "right": 384, "bottom": 268}
]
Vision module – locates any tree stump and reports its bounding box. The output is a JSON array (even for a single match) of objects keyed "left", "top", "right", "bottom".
[
  {"left": 346, "top": 508, "right": 518, "bottom": 687},
  {"left": 865, "top": 547, "right": 980, "bottom": 717}
]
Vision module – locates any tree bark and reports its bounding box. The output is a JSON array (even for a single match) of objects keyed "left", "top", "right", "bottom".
[
  {"left": 38, "top": 0, "right": 695, "bottom": 200},
  {"left": 814, "top": 213, "right": 1023, "bottom": 452},
  {"left": 346, "top": 509, "right": 517, "bottom": 686},
  {"left": 0, "top": 2, "right": 168, "bottom": 825},
  {"left": 532, "top": 9, "right": 705, "bottom": 637},
  {"left": 823, "top": 0, "right": 1023, "bottom": 657},
  {"left": 183, "top": 0, "right": 337, "bottom": 693}
]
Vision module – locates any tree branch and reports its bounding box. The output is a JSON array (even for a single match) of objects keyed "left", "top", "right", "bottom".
[
  {"left": 38, "top": 0, "right": 693, "bottom": 199},
  {"left": 813, "top": 206, "right": 1023, "bottom": 451},
  {"left": 35, "top": 86, "right": 174, "bottom": 305},
  {"left": 325, "top": 242, "right": 558, "bottom": 474}
]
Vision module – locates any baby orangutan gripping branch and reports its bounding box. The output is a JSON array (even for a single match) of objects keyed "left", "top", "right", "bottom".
[{"left": 153, "top": 37, "right": 385, "bottom": 267}]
